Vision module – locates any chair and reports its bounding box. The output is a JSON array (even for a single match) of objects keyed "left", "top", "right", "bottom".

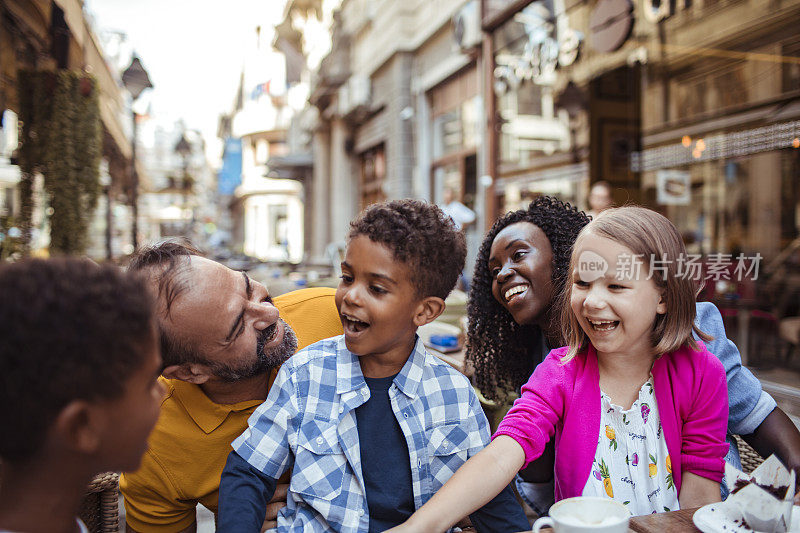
[
  {"left": 734, "top": 435, "right": 764, "bottom": 474},
  {"left": 78, "top": 472, "right": 120, "bottom": 533}
]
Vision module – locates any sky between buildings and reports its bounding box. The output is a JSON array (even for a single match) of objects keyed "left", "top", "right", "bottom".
[{"left": 86, "top": 0, "right": 287, "bottom": 166}]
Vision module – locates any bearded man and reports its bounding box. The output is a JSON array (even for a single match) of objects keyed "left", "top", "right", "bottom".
[{"left": 120, "top": 240, "right": 342, "bottom": 532}]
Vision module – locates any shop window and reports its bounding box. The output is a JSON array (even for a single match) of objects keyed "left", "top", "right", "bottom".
[
  {"left": 783, "top": 40, "right": 800, "bottom": 93},
  {"left": 435, "top": 110, "right": 465, "bottom": 158},
  {"left": 516, "top": 80, "right": 543, "bottom": 116},
  {"left": 0, "top": 187, "right": 13, "bottom": 216},
  {"left": 430, "top": 70, "right": 479, "bottom": 160},
  {"left": 712, "top": 65, "right": 747, "bottom": 110},
  {"left": 493, "top": 1, "right": 569, "bottom": 169},
  {"left": 255, "top": 139, "right": 268, "bottom": 165},
  {"left": 359, "top": 145, "right": 386, "bottom": 210},
  {"left": 433, "top": 153, "right": 477, "bottom": 211},
  {"left": 270, "top": 204, "right": 288, "bottom": 247},
  {"left": 676, "top": 78, "right": 707, "bottom": 121},
  {"left": 433, "top": 98, "right": 480, "bottom": 159},
  {"left": 781, "top": 149, "right": 800, "bottom": 244}
]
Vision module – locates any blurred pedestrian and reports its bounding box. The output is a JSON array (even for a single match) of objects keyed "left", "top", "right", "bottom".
[
  {"left": 440, "top": 187, "right": 476, "bottom": 292},
  {"left": 587, "top": 180, "right": 613, "bottom": 219}
]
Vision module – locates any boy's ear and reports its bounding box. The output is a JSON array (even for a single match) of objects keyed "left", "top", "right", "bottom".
[
  {"left": 413, "top": 296, "right": 446, "bottom": 327},
  {"left": 54, "top": 400, "right": 103, "bottom": 455},
  {"left": 162, "top": 363, "right": 212, "bottom": 384}
]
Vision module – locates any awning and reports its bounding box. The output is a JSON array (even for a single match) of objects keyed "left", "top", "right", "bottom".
[{"left": 265, "top": 153, "right": 313, "bottom": 180}]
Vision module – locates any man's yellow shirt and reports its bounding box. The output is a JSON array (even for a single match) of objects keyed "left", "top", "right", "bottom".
[{"left": 120, "top": 287, "right": 342, "bottom": 532}]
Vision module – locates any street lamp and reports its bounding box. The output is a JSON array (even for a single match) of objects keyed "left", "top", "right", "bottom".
[
  {"left": 122, "top": 55, "right": 153, "bottom": 251},
  {"left": 174, "top": 132, "right": 192, "bottom": 235}
]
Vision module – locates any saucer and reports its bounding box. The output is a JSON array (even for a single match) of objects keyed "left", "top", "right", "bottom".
[{"left": 693, "top": 502, "right": 799, "bottom": 532}]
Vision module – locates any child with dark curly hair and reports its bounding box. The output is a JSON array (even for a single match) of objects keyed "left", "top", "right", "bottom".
[
  {"left": 0, "top": 258, "right": 163, "bottom": 533},
  {"left": 218, "top": 199, "right": 529, "bottom": 532}
]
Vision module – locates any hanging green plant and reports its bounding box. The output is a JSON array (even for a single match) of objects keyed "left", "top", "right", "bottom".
[
  {"left": 17, "top": 70, "right": 101, "bottom": 255},
  {"left": 17, "top": 70, "right": 54, "bottom": 252}
]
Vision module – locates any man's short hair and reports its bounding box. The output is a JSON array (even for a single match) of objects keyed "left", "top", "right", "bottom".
[
  {"left": 127, "top": 238, "right": 202, "bottom": 368},
  {"left": 348, "top": 199, "right": 466, "bottom": 299},
  {"left": 0, "top": 258, "right": 155, "bottom": 463}
]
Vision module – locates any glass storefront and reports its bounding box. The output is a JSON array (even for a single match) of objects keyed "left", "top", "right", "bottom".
[
  {"left": 486, "top": 0, "right": 800, "bottom": 370},
  {"left": 491, "top": 0, "right": 586, "bottom": 211},
  {"left": 430, "top": 69, "right": 480, "bottom": 210}
]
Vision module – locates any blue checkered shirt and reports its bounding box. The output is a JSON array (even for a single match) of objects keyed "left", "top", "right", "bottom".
[{"left": 231, "top": 335, "right": 490, "bottom": 532}]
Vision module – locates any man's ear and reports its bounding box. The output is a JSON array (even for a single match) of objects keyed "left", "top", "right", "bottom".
[
  {"left": 413, "top": 296, "right": 446, "bottom": 327},
  {"left": 162, "top": 363, "right": 212, "bottom": 384},
  {"left": 54, "top": 400, "right": 102, "bottom": 454}
]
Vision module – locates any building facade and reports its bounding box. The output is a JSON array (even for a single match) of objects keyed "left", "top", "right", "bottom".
[
  {"left": 479, "top": 0, "right": 800, "bottom": 365},
  {"left": 481, "top": 0, "right": 800, "bottom": 260},
  {"left": 307, "top": 0, "right": 488, "bottom": 263},
  {"left": 292, "top": 0, "right": 800, "bottom": 366},
  {"left": 220, "top": 27, "right": 305, "bottom": 263}
]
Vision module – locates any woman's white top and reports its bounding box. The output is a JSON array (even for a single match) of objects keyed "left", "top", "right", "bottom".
[{"left": 581, "top": 376, "right": 680, "bottom": 516}]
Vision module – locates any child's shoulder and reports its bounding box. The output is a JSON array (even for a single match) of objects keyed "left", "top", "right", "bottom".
[
  {"left": 663, "top": 341, "right": 726, "bottom": 378},
  {"left": 417, "top": 350, "right": 486, "bottom": 425},
  {"left": 520, "top": 346, "right": 588, "bottom": 391},
  {"left": 423, "top": 348, "right": 470, "bottom": 377},
  {"left": 547, "top": 346, "right": 572, "bottom": 359},
  {"left": 419, "top": 349, "right": 474, "bottom": 392},
  {"left": 541, "top": 345, "right": 586, "bottom": 371},
  {"left": 283, "top": 334, "right": 342, "bottom": 371}
]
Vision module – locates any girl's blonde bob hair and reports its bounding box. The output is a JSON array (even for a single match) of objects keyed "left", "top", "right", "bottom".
[{"left": 560, "top": 206, "right": 711, "bottom": 362}]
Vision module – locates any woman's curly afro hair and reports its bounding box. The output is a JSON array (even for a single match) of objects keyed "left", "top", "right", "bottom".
[{"left": 466, "top": 196, "right": 590, "bottom": 401}]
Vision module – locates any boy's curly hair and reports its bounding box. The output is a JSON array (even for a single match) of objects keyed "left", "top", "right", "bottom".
[
  {"left": 466, "top": 196, "right": 590, "bottom": 401},
  {"left": 0, "top": 258, "right": 155, "bottom": 463},
  {"left": 349, "top": 199, "right": 466, "bottom": 299}
]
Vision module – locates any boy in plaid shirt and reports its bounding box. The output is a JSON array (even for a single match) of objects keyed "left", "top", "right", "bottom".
[{"left": 218, "top": 200, "right": 529, "bottom": 532}]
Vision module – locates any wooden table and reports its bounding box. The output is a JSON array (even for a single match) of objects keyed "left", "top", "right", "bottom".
[
  {"left": 538, "top": 508, "right": 700, "bottom": 532},
  {"left": 628, "top": 508, "right": 700, "bottom": 532}
]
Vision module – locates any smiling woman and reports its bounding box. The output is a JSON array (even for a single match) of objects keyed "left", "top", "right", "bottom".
[
  {"left": 489, "top": 222, "right": 555, "bottom": 328},
  {"left": 466, "top": 196, "right": 590, "bottom": 402}
]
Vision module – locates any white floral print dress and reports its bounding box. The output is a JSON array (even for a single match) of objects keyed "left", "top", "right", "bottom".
[{"left": 581, "top": 376, "right": 679, "bottom": 516}]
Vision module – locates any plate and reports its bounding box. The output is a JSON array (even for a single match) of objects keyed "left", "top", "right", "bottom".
[{"left": 693, "top": 502, "right": 800, "bottom": 532}]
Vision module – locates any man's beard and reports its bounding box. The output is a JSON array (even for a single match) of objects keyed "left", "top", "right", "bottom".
[{"left": 210, "top": 320, "right": 298, "bottom": 382}]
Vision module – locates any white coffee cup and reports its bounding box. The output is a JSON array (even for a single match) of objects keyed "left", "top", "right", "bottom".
[{"left": 531, "top": 497, "right": 630, "bottom": 533}]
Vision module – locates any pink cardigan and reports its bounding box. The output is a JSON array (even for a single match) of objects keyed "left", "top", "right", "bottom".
[{"left": 493, "top": 343, "right": 729, "bottom": 500}]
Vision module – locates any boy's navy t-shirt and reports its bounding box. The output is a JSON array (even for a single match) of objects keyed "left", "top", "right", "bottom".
[
  {"left": 355, "top": 374, "right": 415, "bottom": 531},
  {"left": 354, "top": 374, "right": 530, "bottom": 533}
]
